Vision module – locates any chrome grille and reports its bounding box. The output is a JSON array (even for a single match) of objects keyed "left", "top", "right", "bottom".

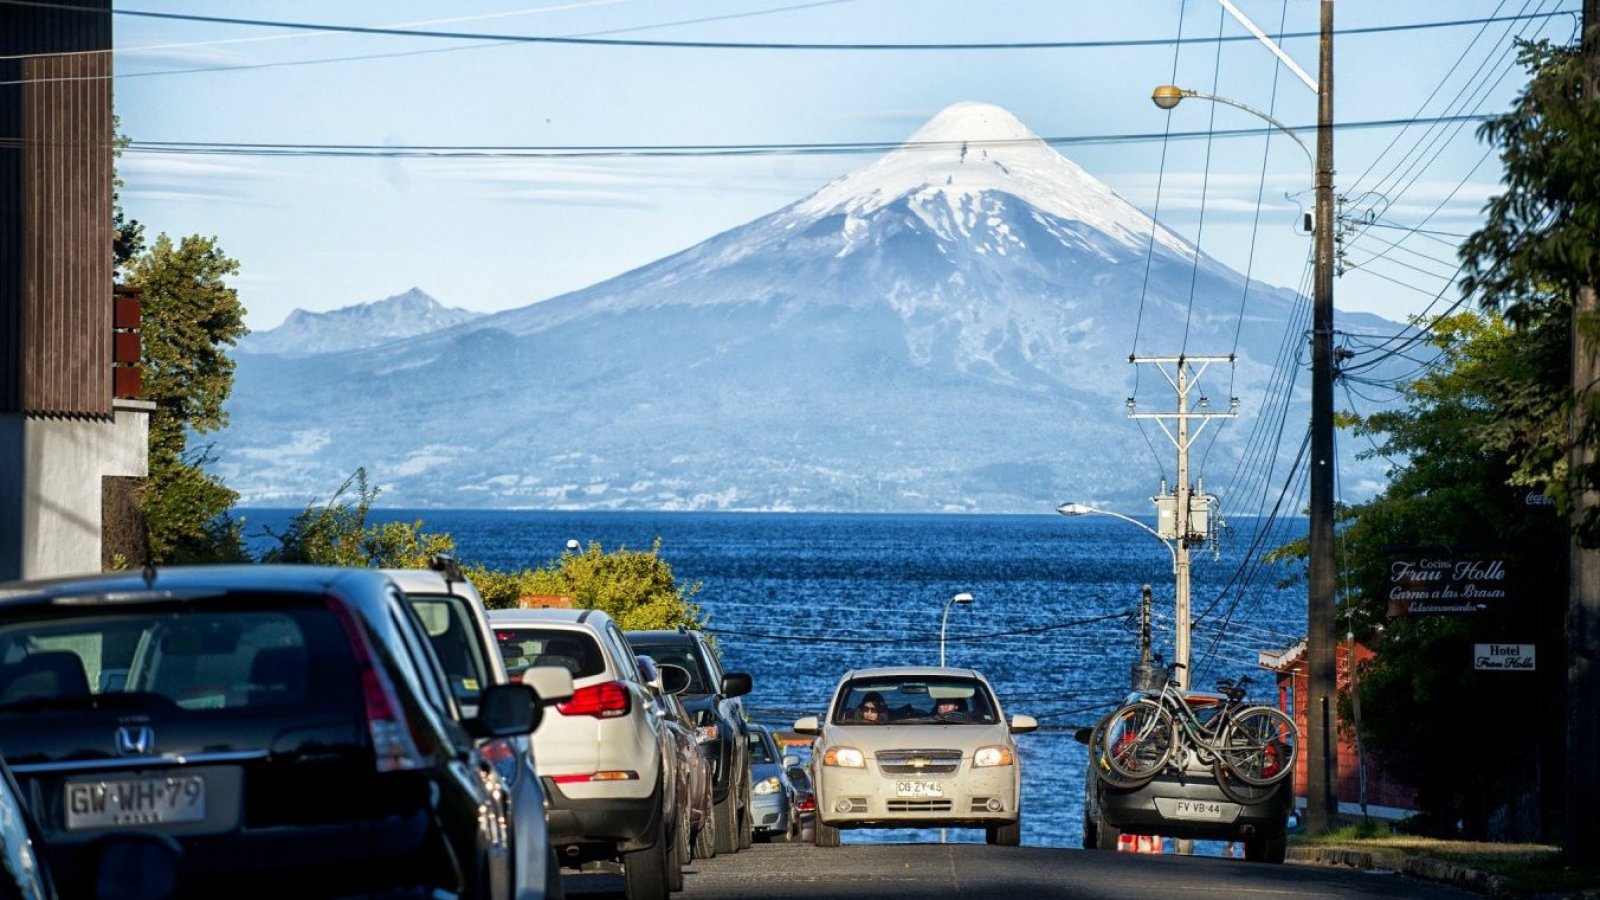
[{"left": 876, "top": 749, "right": 962, "bottom": 776}]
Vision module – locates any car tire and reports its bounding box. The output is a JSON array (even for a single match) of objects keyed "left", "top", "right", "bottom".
[
  {"left": 1094, "top": 814, "right": 1121, "bottom": 851},
  {"left": 986, "top": 821, "right": 1021, "bottom": 846},
  {"left": 667, "top": 812, "right": 689, "bottom": 892},
  {"left": 814, "top": 820, "right": 840, "bottom": 848},
  {"left": 713, "top": 792, "right": 737, "bottom": 855},
  {"left": 545, "top": 847, "right": 566, "bottom": 900},
  {"left": 1244, "top": 830, "right": 1287, "bottom": 864},
  {"left": 693, "top": 815, "right": 716, "bottom": 860},
  {"left": 737, "top": 778, "right": 753, "bottom": 850},
  {"left": 623, "top": 813, "right": 671, "bottom": 900},
  {"left": 1082, "top": 813, "right": 1098, "bottom": 850}
]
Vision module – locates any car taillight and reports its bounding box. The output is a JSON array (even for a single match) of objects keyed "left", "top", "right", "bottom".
[
  {"left": 557, "top": 681, "right": 631, "bottom": 718},
  {"left": 325, "top": 598, "right": 428, "bottom": 773},
  {"left": 796, "top": 797, "right": 816, "bottom": 812}
]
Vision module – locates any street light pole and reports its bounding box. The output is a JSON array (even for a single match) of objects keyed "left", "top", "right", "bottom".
[
  {"left": 940, "top": 592, "right": 973, "bottom": 667},
  {"left": 1148, "top": 1, "right": 1338, "bottom": 830}
]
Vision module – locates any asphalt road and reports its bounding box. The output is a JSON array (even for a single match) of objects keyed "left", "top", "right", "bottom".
[{"left": 561, "top": 842, "right": 1482, "bottom": 900}]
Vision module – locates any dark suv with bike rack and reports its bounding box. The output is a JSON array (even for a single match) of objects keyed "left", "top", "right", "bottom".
[{"left": 1076, "top": 666, "right": 1294, "bottom": 863}]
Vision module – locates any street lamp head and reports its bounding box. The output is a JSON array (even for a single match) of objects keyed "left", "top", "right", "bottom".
[
  {"left": 951, "top": 592, "right": 974, "bottom": 606},
  {"left": 1151, "top": 84, "right": 1188, "bottom": 110},
  {"left": 1055, "top": 502, "right": 1093, "bottom": 517}
]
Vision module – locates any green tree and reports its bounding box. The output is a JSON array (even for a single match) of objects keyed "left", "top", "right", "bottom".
[
  {"left": 126, "top": 234, "right": 250, "bottom": 562},
  {"left": 1461, "top": 38, "right": 1600, "bottom": 540},
  {"left": 1280, "top": 312, "right": 1564, "bottom": 837},
  {"left": 259, "top": 469, "right": 455, "bottom": 568},
  {"left": 468, "top": 541, "right": 704, "bottom": 632}
]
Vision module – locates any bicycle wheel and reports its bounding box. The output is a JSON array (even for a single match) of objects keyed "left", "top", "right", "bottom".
[
  {"left": 1100, "top": 699, "right": 1176, "bottom": 786},
  {"left": 1212, "top": 758, "right": 1283, "bottom": 806},
  {"left": 1086, "top": 711, "right": 1140, "bottom": 790},
  {"left": 1219, "top": 705, "right": 1297, "bottom": 786}
]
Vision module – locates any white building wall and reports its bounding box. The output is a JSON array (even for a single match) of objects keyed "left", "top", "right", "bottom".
[{"left": 0, "top": 399, "right": 152, "bottom": 581}]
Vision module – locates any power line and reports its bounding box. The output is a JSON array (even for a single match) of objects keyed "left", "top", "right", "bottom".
[{"left": 0, "top": 1, "right": 1579, "bottom": 52}]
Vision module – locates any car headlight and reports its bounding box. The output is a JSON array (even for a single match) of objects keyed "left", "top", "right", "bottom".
[
  {"left": 973, "top": 745, "right": 1014, "bottom": 767},
  {"left": 753, "top": 776, "right": 782, "bottom": 795},
  {"left": 822, "top": 746, "right": 865, "bottom": 768}
]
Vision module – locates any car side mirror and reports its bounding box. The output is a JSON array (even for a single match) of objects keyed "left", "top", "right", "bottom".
[
  {"left": 782, "top": 754, "right": 801, "bottom": 769},
  {"left": 1009, "top": 713, "right": 1039, "bottom": 735},
  {"left": 635, "top": 655, "right": 664, "bottom": 696},
  {"left": 1073, "top": 726, "right": 1092, "bottom": 745},
  {"left": 793, "top": 715, "right": 820, "bottom": 736},
  {"left": 658, "top": 663, "right": 692, "bottom": 696},
  {"left": 467, "top": 683, "right": 540, "bottom": 738},
  {"left": 521, "top": 666, "right": 575, "bottom": 706},
  {"left": 721, "top": 671, "right": 753, "bottom": 699}
]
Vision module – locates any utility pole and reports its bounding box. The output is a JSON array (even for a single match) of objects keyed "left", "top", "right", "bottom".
[
  {"left": 1305, "top": 0, "right": 1340, "bottom": 835},
  {"left": 1568, "top": 0, "right": 1600, "bottom": 860},
  {"left": 1128, "top": 354, "right": 1236, "bottom": 689}
]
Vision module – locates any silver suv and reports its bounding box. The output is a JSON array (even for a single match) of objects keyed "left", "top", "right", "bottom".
[
  {"left": 794, "top": 666, "right": 1037, "bottom": 847},
  {"left": 488, "top": 608, "right": 684, "bottom": 900}
]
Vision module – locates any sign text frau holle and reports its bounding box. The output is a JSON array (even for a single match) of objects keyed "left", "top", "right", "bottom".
[
  {"left": 1386, "top": 557, "right": 1509, "bottom": 616},
  {"left": 1474, "top": 643, "right": 1535, "bottom": 671}
]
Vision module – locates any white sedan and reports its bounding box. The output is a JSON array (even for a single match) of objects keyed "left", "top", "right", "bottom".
[{"left": 794, "top": 666, "right": 1037, "bottom": 847}]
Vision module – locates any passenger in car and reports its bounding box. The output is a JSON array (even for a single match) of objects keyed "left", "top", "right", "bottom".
[
  {"left": 853, "top": 692, "right": 888, "bottom": 724},
  {"left": 934, "top": 696, "right": 968, "bottom": 720}
]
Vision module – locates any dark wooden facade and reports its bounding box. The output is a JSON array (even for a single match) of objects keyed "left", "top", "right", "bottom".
[{"left": 0, "top": 0, "right": 114, "bottom": 418}]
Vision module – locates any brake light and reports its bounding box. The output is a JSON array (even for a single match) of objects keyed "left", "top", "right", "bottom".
[
  {"left": 557, "top": 681, "right": 631, "bottom": 718},
  {"left": 325, "top": 598, "right": 428, "bottom": 773}
]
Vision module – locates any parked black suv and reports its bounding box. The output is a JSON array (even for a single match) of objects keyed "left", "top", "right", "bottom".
[
  {"left": 0, "top": 565, "right": 540, "bottom": 898},
  {"left": 626, "top": 629, "right": 754, "bottom": 855},
  {"left": 1076, "top": 687, "right": 1292, "bottom": 862}
]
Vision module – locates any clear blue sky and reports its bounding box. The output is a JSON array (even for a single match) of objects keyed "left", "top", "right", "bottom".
[{"left": 111, "top": 1, "right": 1580, "bottom": 331}]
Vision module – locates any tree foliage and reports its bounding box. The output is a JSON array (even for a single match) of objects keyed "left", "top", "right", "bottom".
[
  {"left": 1286, "top": 311, "right": 1564, "bottom": 838},
  {"left": 1461, "top": 38, "right": 1600, "bottom": 542},
  {"left": 125, "top": 234, "right": 249, "bottom": 563},
  {"left": 258, "top": 469, "right": 455, "bottom": 568},
  {"left": 468, "top": 541, "right": 704, "bottom": 632}
]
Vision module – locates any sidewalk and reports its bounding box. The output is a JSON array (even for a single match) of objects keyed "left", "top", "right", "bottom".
[
  {"left": 1286, "top": 838, "right": 1597, "bottom": 898},
  {"left": 1287, "top": 845, "right": 1511, "bottom": 895}
]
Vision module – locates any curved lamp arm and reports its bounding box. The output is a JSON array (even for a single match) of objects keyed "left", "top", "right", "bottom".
[
  {"left": 1151, "top": 84, "right": 1313, "bottom": 169},
  {"left": 1055, "top": 502, "right": 1178, "bottom": 573}
]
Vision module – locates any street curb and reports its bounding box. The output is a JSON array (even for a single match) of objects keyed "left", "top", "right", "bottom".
[{"left": 1287, "top": 847, "right": 1509, "bottom": 896}]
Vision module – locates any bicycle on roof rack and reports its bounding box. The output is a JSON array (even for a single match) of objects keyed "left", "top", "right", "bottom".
[{"left": 1091, "top": 662, "right": 1298, "bottom": 805}]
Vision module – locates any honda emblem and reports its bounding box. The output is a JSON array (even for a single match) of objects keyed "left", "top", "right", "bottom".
[{"left": 115, "top": 725, "right": 154, "bottom": 756}]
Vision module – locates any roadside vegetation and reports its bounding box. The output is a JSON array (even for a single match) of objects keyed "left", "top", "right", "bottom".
[{"left": 1292, "top": 821, "right": 1600, "bottom": 896}]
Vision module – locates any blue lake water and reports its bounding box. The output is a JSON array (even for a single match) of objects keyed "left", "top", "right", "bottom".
[{"left": 239, "top": 508, "right": 1308, "bottom": 851}]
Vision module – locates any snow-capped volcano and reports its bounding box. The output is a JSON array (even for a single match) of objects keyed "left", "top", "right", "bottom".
[
  {"left": 218, "top": 102, "right": 1402, "bottom": 512},
  {"left": 794, "top": 101, "right": 1192, "bottom": 258}
]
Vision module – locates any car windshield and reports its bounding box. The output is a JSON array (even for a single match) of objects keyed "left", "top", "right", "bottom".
[
  {"left": 626, "top": 642, "right": 707, "bottom": 694},
  {"left": 406, "top": 594, "right": 492, "bottom": 708},
  {"left": 0, "top": 605, "right": 351, "bottom": 715},
  {"left": 748, "top": 730, "right": 776, "bottom": 763},
  {"left": 494, "top": 627, "right": 605, "bottom": 680},
  {"left": 832, "top": 676, "right": 998, "bottom": 725}
]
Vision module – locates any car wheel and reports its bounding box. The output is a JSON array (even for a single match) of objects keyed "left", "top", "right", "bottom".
[
  {"left": 737, "top": 778, "right": 753, "bottom": 850},
  {"left": 544, "top": 847, "right": 566, "bottom": 900},
  {"left": 1244, "top": 830, "right": 1287, "bottom": 864},
  {"left": 713, "top": 792, "right": 737, "bottom": 855},
  {"left": 693, "top": 815, "right": 717, "bottom": 860},
  {"left": 1094, "top": 814, "right": 1121, "bottom": 851},
  {"left": 623, "top": 813, "right": 671, "bottom": 900},
  {"left": 814, "top": 820, "right": 840, "bottom": 848},
  {"left": 665, "top": 814, "right": 686, "bottom": 893},
  {"left": 985, "top": 821, "right": 1021, "bottom": 846},
  {"left": 1082, "top": 813, "right": 1098, "bottom": 850}
]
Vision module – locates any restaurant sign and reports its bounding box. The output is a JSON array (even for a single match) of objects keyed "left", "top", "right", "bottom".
[{"left": 1386, "top": 556, "right": 1509, "bottom": 616}]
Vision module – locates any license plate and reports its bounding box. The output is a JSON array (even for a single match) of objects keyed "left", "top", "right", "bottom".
[
  {"left": 66, "top": 775, "right": 206, "bottom": 829},
  {"left": 894, "top": 780, "right": 944, "bottom": 798},
  {"left": 1170, "top": 799, "right": 1224, "bottom": 820}
]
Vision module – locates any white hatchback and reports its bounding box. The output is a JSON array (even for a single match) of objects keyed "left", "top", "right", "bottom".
[{"left": 795, "top": 666, "right": 1037, "bottom": 847}]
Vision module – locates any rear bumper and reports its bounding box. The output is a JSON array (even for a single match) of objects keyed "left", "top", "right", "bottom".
[
  {"left": 1096, "top": 775, "right": 1291, "bottom": 840},
  {"left": 542, "top": 776, "right": 662, "bottom": 851}
]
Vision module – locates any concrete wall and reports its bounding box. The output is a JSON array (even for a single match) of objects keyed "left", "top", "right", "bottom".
[{"left": 0, "top": 400, "right": 152, "bottom": 581}]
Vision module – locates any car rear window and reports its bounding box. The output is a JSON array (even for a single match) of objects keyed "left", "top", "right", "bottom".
[
  {"left": 832, "top": 676, "right": 999, "bottom": 725},
  {"left": 494, "top": 627, "right": 605, "bottom": 680},
  {"left": 626, "top": 641, "right": 708, "bottom": 694},
  {"left": 0, "top": 604, "right": 354, "bottom": 715}
]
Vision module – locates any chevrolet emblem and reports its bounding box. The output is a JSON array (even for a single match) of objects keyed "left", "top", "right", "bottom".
[{"left": 911, "top": 758, "right": 929, "bottom": 768}]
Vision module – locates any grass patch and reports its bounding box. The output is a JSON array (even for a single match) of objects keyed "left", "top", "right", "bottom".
[{"left": 1290, "top": 825, "right": 1600, "bottom": 896}]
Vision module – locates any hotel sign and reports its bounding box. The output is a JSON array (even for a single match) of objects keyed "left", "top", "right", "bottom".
[
  {"left": 1474, "top": 643, "right": 1535, "bottom": 671},
  {"left": 1386, "top": 556, "right": 1510, "bottom": 616}
]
